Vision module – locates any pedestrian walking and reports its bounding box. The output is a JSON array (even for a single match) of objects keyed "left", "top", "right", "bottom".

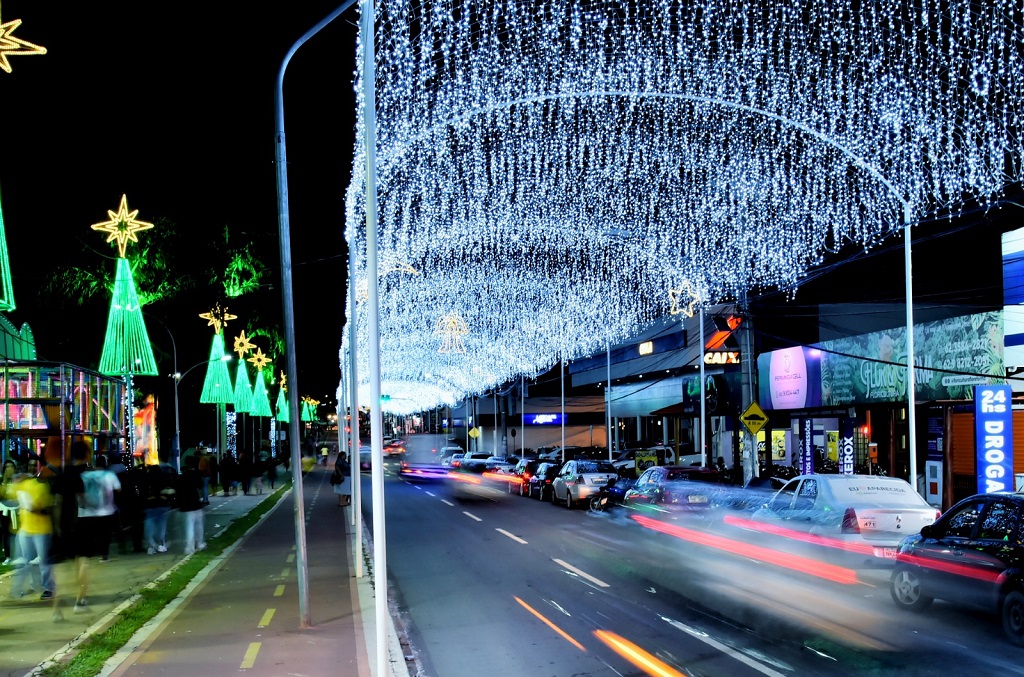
[
  {"left": 330, "top": 454, "right": 351, "bottom": 507},
  {"left": 198, "top": 452, "right": 211, "bottom": 505},
  {"left": 9, "top": 459, "right": 56, "bottom": 603},
  {"left": 143, "top": 464, "right": 174, "bottom": 554},
  {"left": 220, "top": 454, "right": 237, "bottom": 496},
  {"left": 177, "top": 456, "right": 206, "bottom": 555},
  {"left": 266, "top": 459, "right": 278, "bottom": 489},
  {"left": 73, "top": 443, "right": 121, "bottom": 613},
  {"left": 1, "top": 459, "right": 16, "bottom": 564},
  {"left": 239, "top": 451, "right": 253, "bottom": 495}
]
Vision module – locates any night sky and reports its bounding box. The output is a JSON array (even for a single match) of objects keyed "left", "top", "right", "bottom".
[
  {"left": 2, "top": 2, "right": 1023, "bottom": 451},
  {"left": 1, "top": 1, "right": 360, "bottom": 444}
]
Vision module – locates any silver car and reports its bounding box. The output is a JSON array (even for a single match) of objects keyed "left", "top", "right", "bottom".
[
  {"left": 751, "top": 474, "right": 940, "bottom": 566},
  {"left": 551, "top": 459, "right": 618, "bottom": 508}
]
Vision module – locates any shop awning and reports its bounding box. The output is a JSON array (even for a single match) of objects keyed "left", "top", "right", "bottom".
[{"left": 649, "top": 401, "right": 698, "bottom": 416}]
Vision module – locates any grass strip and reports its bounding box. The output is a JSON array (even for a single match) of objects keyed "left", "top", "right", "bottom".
[{"left": 38, "top": 482, "right": 291, "bottom": 677}]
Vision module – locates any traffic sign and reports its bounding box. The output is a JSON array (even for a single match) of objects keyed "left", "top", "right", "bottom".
[
  {"left": 468, "top": 427, "right": 481, "bottom": 439},
  {"left": 740, "top": 402, "right": 768, "bottom": 435}
]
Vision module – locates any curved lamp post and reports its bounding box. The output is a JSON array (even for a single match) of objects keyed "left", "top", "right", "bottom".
[{"left": 172, "top": 354, "right": 232, "bottom": 472}]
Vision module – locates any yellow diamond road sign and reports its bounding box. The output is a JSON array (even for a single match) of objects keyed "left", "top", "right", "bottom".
[
  {"left": 741, "top": 402, "right": 768, "bottom": 435},
  {"left": 468, "top": 426, "right": 481, "bottom": 439}
]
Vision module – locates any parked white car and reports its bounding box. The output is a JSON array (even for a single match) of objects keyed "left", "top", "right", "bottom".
[
  {"left": 751, "top": 474, "right": 940, "bottom": 566},
  {"left": 550, "top": 459, "right": 618, "bottom": 508}
]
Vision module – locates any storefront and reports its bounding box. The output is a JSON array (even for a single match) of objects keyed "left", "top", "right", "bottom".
[{"left": 756, "top": 310, "right": 1008, "bottom": 509}]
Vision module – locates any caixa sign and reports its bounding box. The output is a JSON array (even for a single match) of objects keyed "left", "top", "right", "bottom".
[
  {"left": 975, "top": 385, "right": 1014, "bottom": 494},
  {"left": 704, "top": 351, "right": 740, "bottom": 365}
]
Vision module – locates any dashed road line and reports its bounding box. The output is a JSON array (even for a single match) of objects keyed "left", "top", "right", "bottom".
[
  {"left": 496, "top": 528, "right": 528, "bottom": 544},
  {"left": 463, "top": 511, "right": 483, "bottom": 522},
  {"left": 240, "top": 642, "right": 261, "bottom": 669},
  {"left": 553, "top": 558, "right": 610, "bottom": 588},
  {"left": 273, "top": 585, "right": 285, "bottom": 597},
  {"left": 661, "top": 617, "right": 787, "bottom": 677},
  {"left": 258, "top": 608, "right": 276, "bottom": 628}
]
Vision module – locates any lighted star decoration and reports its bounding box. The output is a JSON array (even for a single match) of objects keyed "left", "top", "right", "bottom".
[
  {"left": 668, "top": 282, "right": 701, "bottom": 318},
  {"left": 90, "top": 194, "right": 154, "bottom": 258},
  {"left": 233, "top": 330, "right": 256, "bottom": 358},
  {"left": 199, "top": 303, "right": 237, "bottom": 335},
  {"left": 302, "top": 396, "right": 320, "bottom": 406},
  {"left": 435, "top": 312, "right": 469, "bottom": 354},
  {"left": 0, "top": 4, "right": 47, "bottom": 75},
  {"left": 279, "top": 370, "right": 287, "bottom": 393},
  {"left": 247, "top": 347, "right": 271, "bottom": 372},
  {"left": 342, "top": 0, "right": 1024, "bottom": 410}
]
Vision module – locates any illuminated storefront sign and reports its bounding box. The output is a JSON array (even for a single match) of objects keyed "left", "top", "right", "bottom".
[
  {"left": 975, "top": 384, "right": 1013, "bottom": 493},
  {"left": 704, "top": 351, "right": 740, "bottom": 365},
  {"left": 526, "top": 413, "right": 564, "bottom": 425},
  {"left": 638, "top": 341, "right": 654, "bottom": 356}
]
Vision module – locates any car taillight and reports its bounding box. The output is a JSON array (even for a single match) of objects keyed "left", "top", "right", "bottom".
[{"left": 841, "top": 507, "right": 860, "bottom": 534}]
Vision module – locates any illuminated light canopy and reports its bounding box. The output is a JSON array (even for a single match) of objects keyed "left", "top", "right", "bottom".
[
  {"left": 0, "top": 3, "right": 46, "bottom": 75},
  {"left": 91, "top": 194, "right": 154, "bottom": 259},
  {"left": 199, "top": 332, "right": 234, "bottom": 404},
  {"left": 345, "top": 0, "right": 1024, "bottom": 408}
]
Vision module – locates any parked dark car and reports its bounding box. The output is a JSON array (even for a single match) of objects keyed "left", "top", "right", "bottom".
[
  {"left": 890, "top": 492, "right": 1024, "bottom": 645},
  {"left": 509, "top": 458, "right": 545, "bottom": 496},
  {"left": 623, "top": 466, "right": 721, "bottom": 513},
  {"left": 527, "top": 461, "right": 563, "bottom": 501}
]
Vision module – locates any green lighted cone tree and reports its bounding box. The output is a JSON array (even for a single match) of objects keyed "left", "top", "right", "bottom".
[
  {"left": 231, "top": 330, "right": 255, "bottom": 413},
  {"left": 0, "top": 185, "right": 16, "bottom": 312},
  {"left": 247, "top": 348, "right": 273, "bottom": 418},
  {"left": 275, "top": 372, "right": 289, "bottom": 423},
  {"left": 300, "top": 399, "right": 312, "bottom": 422},
  {"left": 92, "top": 195, "right": 158, "bottom": 376},
  {"left": 198, "top": 304, "right": 236, "bottom": 405}
]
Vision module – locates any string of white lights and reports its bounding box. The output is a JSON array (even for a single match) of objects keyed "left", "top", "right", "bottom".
[{"left": 344, "top": 0, "right": 1024, "bottom": 412}]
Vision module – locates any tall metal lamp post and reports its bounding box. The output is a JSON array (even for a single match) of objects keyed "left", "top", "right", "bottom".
[{"left": 172, "top": 355, "right": 232, "bottom": 472}]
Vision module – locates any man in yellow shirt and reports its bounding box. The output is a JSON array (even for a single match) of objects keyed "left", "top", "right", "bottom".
[{"left": 10, "top": 460, "right": 55, "bottom": 601}]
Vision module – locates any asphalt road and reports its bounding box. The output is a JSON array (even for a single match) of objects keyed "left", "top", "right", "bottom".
[{"left": 370, "top": 433, "right": 1023, "bottom": 676}]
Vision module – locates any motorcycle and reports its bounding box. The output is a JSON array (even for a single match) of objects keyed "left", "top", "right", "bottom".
[{"left": 589, "top": 476, "right": 631, "bottom": 512}]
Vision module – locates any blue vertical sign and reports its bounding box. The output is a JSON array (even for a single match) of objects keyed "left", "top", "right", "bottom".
[
  {"left": 975, "top": 385, "right": 1014, "bottom": 494},
  {"left": 839, "top": 418, "right": 855, "bottom": 475},
  {"left": 799, "top": 417, "right": 815, "bottom": 475}
]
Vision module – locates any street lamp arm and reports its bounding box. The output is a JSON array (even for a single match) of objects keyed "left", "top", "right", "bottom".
[{"left": 174, "top": 356, "right": 230, "bottom": 383}]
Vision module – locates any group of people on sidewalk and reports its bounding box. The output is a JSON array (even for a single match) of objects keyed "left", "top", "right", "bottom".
[
  {"left": 197, "top": 450, "right": 284, "bottom": 502},
  {"left": 0, "top": 443, "right": 225, "bottom": 618}
]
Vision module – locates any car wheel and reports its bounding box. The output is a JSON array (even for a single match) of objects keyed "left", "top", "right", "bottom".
[
  {"left": 564, "top": 491, "right": 574, "bottom": 509},
  {"left": 551, "top": 487, "right": 559, "bottom": 506},
  {"left": 1002, "top": 590, "right": 1024, "bottom": 646},
  {"left": 890, "top": 567, "right": 932, "bottom": 612}
]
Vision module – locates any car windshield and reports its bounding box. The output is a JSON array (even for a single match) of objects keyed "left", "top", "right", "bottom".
[
  {"left": 829, "top": 478, "right": 931, "bottom": 507},
  {"left": 577, "top": 461, "right": 615, "bottom": 474}
]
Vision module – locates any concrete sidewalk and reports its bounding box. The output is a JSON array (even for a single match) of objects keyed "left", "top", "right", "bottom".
[
  {"left": 0, "top": 476, "right": 289, "bottom": 676},
  {"left": 1, "top": 460, "right": 410, "bottom": 677}
]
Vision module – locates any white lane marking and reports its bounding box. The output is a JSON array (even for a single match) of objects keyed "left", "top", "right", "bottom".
[
  {"left": 552, "top": 558, "right": 610, "bottom": 588},
  {"left": 441, "top": 499, "right": 455, "bottom": 507},
  {"left": 463, "top": 511, "right": 483, "bottom": 522},
  {"left": 661, "top": 616, "right": 789, "bottom": 677},
  {"left": 496, "top": 528, "right": 528, "bottom": 544},
  {"left": 425, "top": 491, "right": 437, "bottom": 497}
]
